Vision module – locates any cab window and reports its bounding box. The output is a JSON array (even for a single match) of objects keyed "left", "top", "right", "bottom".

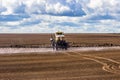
[{"left": 56, "top": 32, "right": 63, "bottom": 35}]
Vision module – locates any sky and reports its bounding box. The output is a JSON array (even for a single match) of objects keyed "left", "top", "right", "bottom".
[{"left": 0, "top": 0, "right": 120, "bottom": 33}]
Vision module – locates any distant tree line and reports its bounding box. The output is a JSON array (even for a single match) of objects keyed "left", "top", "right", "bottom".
[
  {"left": 68, "top": 42, "right": 119, "bottom": 47},
  {"left": 0, "top": 44, "right": 50, "bottom": 48},
  {"left": 0, "top": 42, "right": 119, "bottom": 48}
]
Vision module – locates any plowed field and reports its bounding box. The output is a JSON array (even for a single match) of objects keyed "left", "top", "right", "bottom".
[
  {"left": 0, "top": 33, "right": 120, "bottom": 47},
  {"left": 0, "top": 49, "right": 120, "bottom": 80},
  {"left": 0, "top": 33, "right": 120, "bottom": 80}
]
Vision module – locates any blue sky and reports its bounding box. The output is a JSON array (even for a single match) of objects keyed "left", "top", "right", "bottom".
[{"left": 0, "top": 0, "right": 120, "bottom": 33}]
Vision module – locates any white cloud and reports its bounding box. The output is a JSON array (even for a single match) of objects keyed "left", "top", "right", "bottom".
[
  {"left": 1, "top": 0, "right": 17, "bottom": 15},
  {"left": 46, "top": 2, "right": 70, "bottom": 14},
  {"left": 0, "top": 0, "right": 86, "bottom": 16},
  {"left": 66, "top": 0, "right": 72, "bottom": 3},
  {"left": 0, "top": 0, "right": 120, "bottom": 33},
  {"left": 88, "top": 0, "right": 103, "bottom": 9},
  {"left": 6, "top": 21, "right": 20, "bottom": 26},
  {"left": 86, "top": 0, "right": 120, "bottom": 15},
  {"left": 0, "top": 14, "right": 119, "bottom": 33}
]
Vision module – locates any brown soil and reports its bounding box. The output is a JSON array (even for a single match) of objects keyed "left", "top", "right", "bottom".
[
  {"left": 0, "top": 49, "right": 120, "bottom": 80},
  {"left": 0, "top": 33, "right": 120, "bottom": 80},
  {"left": 0, "top": 33, "right": 120, "bottom": 47}
]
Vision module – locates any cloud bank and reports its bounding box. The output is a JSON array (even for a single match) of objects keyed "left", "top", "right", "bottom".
[{"left": 0, "top": 0, "right": 120, "bottom": 33}]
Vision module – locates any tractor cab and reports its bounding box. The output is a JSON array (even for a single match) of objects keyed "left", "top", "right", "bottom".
[{"left": 55, "top": 31, "right": 65, "bottom": 41}]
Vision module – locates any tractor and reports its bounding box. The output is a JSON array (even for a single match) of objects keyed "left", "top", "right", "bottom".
[{"left": 50, "top": 31, "right": 68, "bottom": 50}]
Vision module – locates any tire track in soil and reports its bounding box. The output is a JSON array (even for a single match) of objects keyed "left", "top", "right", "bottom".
[{"left": 62, "top": 51, "right": 120, "bottom": 74}]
